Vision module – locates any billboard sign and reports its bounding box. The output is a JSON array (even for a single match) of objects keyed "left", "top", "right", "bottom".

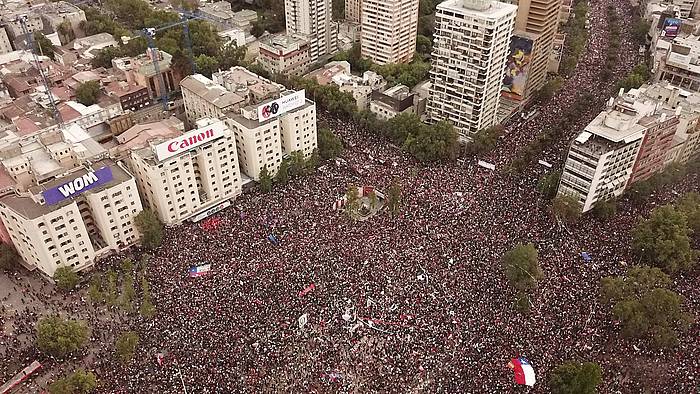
[
  {"left": 257, "top": 90, "right": 306, "bottom": 121},
  {"left": 154, "top": 122, "right": 226, "bottom": 162},
  {"left": 662, "top": 18, "right": 681, "bottom": 38},
  {"left": 501, "top": 36, "right": 534, "bottom": 101},
  {"left": 43, "top": 166, "right": 113, "bottom": 205}
]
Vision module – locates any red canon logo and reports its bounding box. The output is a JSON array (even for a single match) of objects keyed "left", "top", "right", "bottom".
[{"left": 167, "top": 128, "right": 215, "bottom": 153}]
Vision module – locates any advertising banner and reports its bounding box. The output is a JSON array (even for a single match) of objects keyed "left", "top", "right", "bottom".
[
  {"left": 257, "top": 90, "right": 306, "bottom": 121},
  {"left": 502, "top": 36, "right": 534, "bottom": 101},
  {"left": 43, "top": 166, "right": 113, "bottom": 205},
  {"left": 154, "top": 122, "right": 226, "bottom": 162},
  {"left": 662, "top": 18, "right": 681, "bottom": 38}
]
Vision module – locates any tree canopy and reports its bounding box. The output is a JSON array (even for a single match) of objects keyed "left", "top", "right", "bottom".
[
  {"left": 115, "top": 331, "right": 140, "bottom": 364},
  {"left": 33, "top": 32, "right": 56, "bottom": 60},
  {"left": 75, "top": 81, "right": 101, "bottom": 106},
  {"left": 676, "top": 192, "right": 700, "bottom": 233},
  {"left": 600, "top": 265, "right": 693, "bottom": 347},
  {"left": 317, "top": 127, "right": 344, "bottom": 160},
  {"left": 54, "top": 266, "right": 79, "bottom": 291},
  {"left": 502, "top": 243, "right": 542, "bottom": 291},
  {"left": 48, "top": 369, "right": 98, "bottom": 394},
  {"left": 134, "top": 209, "right": 164, "bottom": 250},
  {"left": 259, "top": 165, "right": 272, "bottom": 193},
  {"left": 632, "top": 205, "right": 696, "bottom": 273},
  {"left": 537, "top": 170, "right": 561, "bottom": 201},
  {"left": 552, "top": 194, "right": 581, "bottom": 223},
  {"left": 36, "top": 315, "right": 89, "bottom": 358},
  {"left": 403, "top": 120, "right": 459, "bottom": 163},
  {"left": 549, "top": 361, "right": 602, "bottom": 394},
  {"left": 0, "top": 243, "right": 19, "bottom": 271},
  {"left": 465, "top": 125, "right": 503, "bottom": 156}
]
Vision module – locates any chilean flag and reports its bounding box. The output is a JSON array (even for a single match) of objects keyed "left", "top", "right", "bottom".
[
  {"left": 189, "top": 264, "right": 211, "bottom": 277},
  {"left": 509, "top": 357, "right": 536, "bottom": 386}
]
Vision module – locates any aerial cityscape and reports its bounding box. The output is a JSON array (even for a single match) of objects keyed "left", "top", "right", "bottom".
[{"left": 0, "top": 0, "right": 698, "bottom": 392}]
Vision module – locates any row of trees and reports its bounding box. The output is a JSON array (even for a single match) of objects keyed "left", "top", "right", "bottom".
[
  {"left": 259, "top": 150, "right": 321, "bottom": 193},
  {"left": 600, "top": 6, "right": 621, "bottom": 82},
  {"left": 559, "top": 0, "right": 589, "bottom": 76},
  {"left": 617, "top": 63, "right": 652, "bottom": 94},
  {"left": 502, "top": 243, "right": 542, "bottom": 314}
]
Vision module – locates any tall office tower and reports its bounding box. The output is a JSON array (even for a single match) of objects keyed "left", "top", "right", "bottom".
[
  {"left": 285, "top": 0, "right": 338, "bottom": 63},
  {"left": 346, "top": 0, "right": 362, "bottom": 22},
  {"left": 360, "top": 0, "right": 420, "bottom": 65},
  {"left": 427, "top": 0, "right": 517, "bottom": 139},
  {"left": 499, "top": 0, "right": 561, "bottom": 111}
]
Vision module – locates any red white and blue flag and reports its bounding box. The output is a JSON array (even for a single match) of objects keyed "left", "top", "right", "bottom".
[
  {"left": 189, "top": 264, "right": 212, "bottom": 278},
  {"left": 508, "top": 357, "right": 536, "bottom": 386}
]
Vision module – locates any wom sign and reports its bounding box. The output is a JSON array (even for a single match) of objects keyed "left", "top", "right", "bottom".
[{"left": 43, "top": 167, "right": 114, "bottom": 205}]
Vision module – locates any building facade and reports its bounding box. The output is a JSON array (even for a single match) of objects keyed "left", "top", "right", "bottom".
[
  {"left": 258, "top": 34, "right": 312, "bottom": 76},
  {"left": 346, "top": 0, "right": 362, "bottom": 22},
  {"left": 360, "top": 0, "right": 420, "bottom": 65},
  {"left": 0, "top": 27, "right": 12, "bottom": 55},
  {"left": 285, "top": 0, "right": 338, "bottom": 63},
  {"left": 181, "top": 74, "right": 245, "bottom": 125},
  {"left": 127, "top": 118, "right": 243, "bottom": 225},
  {"left": 629, "top": 113, "right": 679, "bottom": 183},
  {"left": 369, "top": 84, "right": 415, "bottom": 120},
  {"left": 427, "top": 0, "right": 517, "bottom": 139}
]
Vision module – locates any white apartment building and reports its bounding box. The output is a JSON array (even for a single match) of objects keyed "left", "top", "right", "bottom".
[
  {"left": 0, "top": 27, "right": 12, "bottom": 55},
  {"left": 181, "top": 74, "right": 245, "bottom": 125},
  {"left": 360, "top": 0, "right": 420, "bottom": 65},
  {"left": 285, "top": 0, "right": 338, "bottom": 63},
  {"left": 258, "top": 34, "right": 312, "bottom": 76},
  {"left": 0, "top": 125, "right": 143, "bottom": 278},
  {"left": 427, "top": 0, "right": 517, "bottom": 139},
  {"left": 127, "top": 118, "right": 242, "bottom": 225},
  {"left": 557, "top": 97, "right": 658, "bottom": 212},
  {"left": 346, "top": 0, "right": 362, "bottom": 22},
  {"left": 225, "top": 90, "right": 317, "bottom": 180}
]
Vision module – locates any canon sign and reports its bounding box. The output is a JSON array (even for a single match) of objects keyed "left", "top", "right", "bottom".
[
  {"left": 257, "top": 90, "right": 306, "bottom": 121},
  {"left": 154, "top": 122, "right": 226, "bottom": 161}
]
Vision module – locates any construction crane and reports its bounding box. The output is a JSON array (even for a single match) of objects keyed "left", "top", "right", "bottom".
[
  {"left": 140, "top": 10, "right": 212, "bottom": 111},
  {"left": 17, "top": 14, "right": 63, "bottom": 125}
]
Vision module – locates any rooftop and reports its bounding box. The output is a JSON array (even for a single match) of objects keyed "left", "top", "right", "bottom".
[
  {"left": 180, "top": 74, "right": 245, "bottom": 109},
  {"left": 213, "top": 66, "right": 283, "bottom": 104},
  {"left": 109, "top": 117, "right": 183, "bottom": 157},
  {"left": 438, "top": 0, "right": 518, "bottom": 19}
]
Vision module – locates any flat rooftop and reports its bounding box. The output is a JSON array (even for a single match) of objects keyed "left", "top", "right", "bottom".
[{"left": 437, "top": 0, "right": 518, "bottom": 19}]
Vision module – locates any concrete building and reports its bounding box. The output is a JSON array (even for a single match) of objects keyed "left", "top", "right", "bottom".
[
  {"left": 198, "top": 1, "right": 242, "bottom": 30},
  {"left": 180, "top": 74, "right": 245, "bottom": 125},
  {"left": 104, "top": 80, "right": 151, "bottom": 112},
  {"left": 346, "top": 0, "right": 362, "bottom": 22},
  {"left": 427, "top": 0, "right": 517, "bottom": 140},
  {"left": 0, "top": 27, "right": 12, "bottom": 55},
  {"left": 360, "top": 0, "right": 420, "bottom": 65},
  {"left": 285, "top": 0, "right": 338, "bottom": 63},
  {"left": 0, "top": 126, "right": 142, "bottom": 278},
  {"left": 217, "top": 28, "right": 247, "bottom": 48},
  {"left": 39, "top": 1, "right": 87, "bottom": 43},
  {"left": 654, "top": 34, "right": 700, "bottom": 92},
  {"left": 125, "top": 118, "right": 242, "bottom": 225},
  {"left": 638, "top": 82, "right": 700, "bottom": 165},
  {"left": 257, "top": 34, "right": 312, "bottom": 76},
  {"left": 212, "top": 66, "right": 284, "bottom": 105},
  {"left": 557, "top": 94, "right": 663, "bottom": 212},
  {"left": 499, "top": 0, "right": 561, "bottom": 117},
  {"left": 306, "top": 61, "right": 386, "bottom": 110},
  {"left": 370, "top": 84, "right": 415, "bottom": 121},
  {"left": 112, "top": 49, "right": 179, "bottom": 100}
]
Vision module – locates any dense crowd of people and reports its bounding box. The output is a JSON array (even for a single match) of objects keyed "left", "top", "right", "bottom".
[{"left": 1, "top": 0, "right": 698, "bottom": 392}]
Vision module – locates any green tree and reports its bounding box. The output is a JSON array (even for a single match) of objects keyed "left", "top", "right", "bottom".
[
  {"left": 54, "top": 266, "right": 79, "bottom": 291},
  {"left": 632, "top": 205, "right": 696, "bottom": 273},
  {"left": 0, "top": 243, "right": 19, "bottom": 271},
  {"left": 88, "top": 275, "right": 103, "bottom": 304},
  {"left": 90, "top": 46, "right": 122, "bottom": 69},
  {"left": 536, "top": 77, "right": 564, "bottom": 102},
  {"left": 216, "top": 42, "right": 246, "bottom": 70},
  {"left": 317, "top": 128, "right": 344, "bottom": 160},
  {"left": 549, "top": 361, "right": 602, "bottom": 394},
  {"left": 537, "top": 170, "right": 561, "bottom": 200},
  {"left": 502, "top": 243, "right": 542, "bottom": 291},
  {"left": 676, "top": 192, "right": 700, "bottom": 233},
  {"left": 592, "top": 199, "right": 617, "bottom": 221},
  {"left": 134, "top": 209, "right": 164, "bottom": 249},
  {"left": 75, "top": 81, "right": 101, "bottom": 106},
  {"left": 514, "top": 292, "right": 530, "bottom": 314},
  {"left": 632, "top": 18, "right": 651, "bottom": 45},
  {"left": 36, "top": 316, "right": 89, "bottom": 358},
  {"left": 259, "top": 165, "right": 273, "bottom": 193},
  {"left": 305, "top": 149, "right": 320, "bottom": 172},
  {"left": 387, "top": 179, "right": 401, "bottom": 218},
  {"left": 194, "top": 54, "right": 219, "bottom": 78},
  {"left": 115, "top": 331, "right": 140, "bottom": 363},
  {"left": 345, "top": 184, "right": 361, "bottom": 219},
  {"left": 466, "top": 125, "right": 503, "bottom": 156},
  {"left": 552, "top": 194, "right": 581, "bottom": 224},
  {"left": 386, "top": 113, "right": 424, "bottom": 144},
  {"left": 105, "top": 269, "right": 118, "bottom": 305},
  {"left": 139, "top": 274, "right": 156, "bottom": 318},
  {"left": 403, "top": 120, "right": 459, "bottom": 162},
  {"left": 275, "top": 159, "right": 289, "bottom": 185},
  {"left": 57, "top": 21, "right": 76, "bottom": 44},
  {"left": 415, "top": 34, "right": 432, "bottom": 57},
  {"left": 121, "top": 275, "right": 135, "bottom": 312},
  {"left": 288, "top": 151, "right": 307, "bottom": 177},
  {"left": 600, "top": 265, "right": 692, "bottom": 347},
  {"left": 33, "top": 32, "right": 56, "bottom": 59},
  {"left": 48, "top": 369, "right": 98, "bottom": 394}
]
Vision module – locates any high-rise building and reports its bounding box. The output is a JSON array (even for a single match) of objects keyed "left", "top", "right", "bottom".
[
  {"left": 427, "top": 0, "right": 517, "bottom": 139},
  {"left": 346, "top": 0, "right": 362, "bottom": 22},
  {"left": 360, "top": 0, "right": 420, "bottom": 64},
  {"left": 285, "top": 0, "right": 338, "bottom": 63},
  {"left": 499, "top": 0, "right": 561, "bottom": 117}
]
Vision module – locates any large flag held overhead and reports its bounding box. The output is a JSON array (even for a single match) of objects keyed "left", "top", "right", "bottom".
[
  {"left": 508, "top": 357, "right": 536, "bottom": 386},
  {"left": 189, "top": 264, "right": 212, "bottom": 278}
]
